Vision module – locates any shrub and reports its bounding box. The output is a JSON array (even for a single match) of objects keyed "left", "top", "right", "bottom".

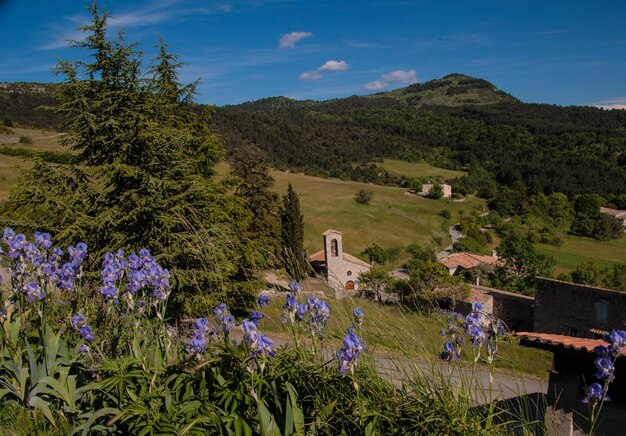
[
  {"left": 439, "top": 209, "right": 452, "bottom": 220},
  {"left": 355, "top": 189, "right": 373, "bottom": 204},
  {"left": 362, "top": 243, "right": 389, "bottom": 264},
  {"left": 18, "top": 135, "right": 32, "bottom": 144}
]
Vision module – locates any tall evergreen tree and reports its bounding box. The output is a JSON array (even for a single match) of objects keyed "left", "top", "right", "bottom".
[
  {"left": 1, "top": 2, "right": 257, "bottom": 315},
  {"left": 231, "top": 143, "right": 282, "bottom": 267},
  {"left": 280, "top": 183, "right": 306, "bottom": 279}
]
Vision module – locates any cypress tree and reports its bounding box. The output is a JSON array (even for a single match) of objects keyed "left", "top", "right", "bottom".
[{"left": 280, "top": 183, "right": 306, "bottom": 279}]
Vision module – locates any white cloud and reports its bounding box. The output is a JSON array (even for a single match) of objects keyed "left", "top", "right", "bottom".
[
  {"left": 364, "top": 80, "right": 389, "bottom": 91},
  {"left": 318, "top": 60, "right": 349, "bottom": 71},
  {"left": 381, "top": 69, "right": 417, "bottom": 84},
  {"left": 299, "top": 70, "right": 322, "bottom": 81},
  {"left": 364, "top": 69, "right": 418, "bottom": 91},
  {"left": 278, "top": 31, "right": 313, "bottom": 48},
  {"left": 591, "top": 98, "right": 626, "bottom": 110}
]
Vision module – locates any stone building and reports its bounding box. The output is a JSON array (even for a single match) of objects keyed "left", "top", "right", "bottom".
[
  {"left": 534, "top": 278, "right": 626, "bottom": 338},
  {"left": 600, "top": 206, "right": 626, "bottom": 230},
  {"left": 309, "top": 229, "right": 372, "bottom": 292},
  {"left": 421, "top": 182, "right": 452, "bottom": 198},
  {"left": 454, "top": 284, "right": 535, "bottom": 332}
]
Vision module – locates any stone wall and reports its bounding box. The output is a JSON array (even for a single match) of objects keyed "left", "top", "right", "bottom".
[
  {"left": 534, "top": 278, "right": 626, "bottom": 337},
  {"left": 455, "top": 285, "right": 534, "bottom": 331}
]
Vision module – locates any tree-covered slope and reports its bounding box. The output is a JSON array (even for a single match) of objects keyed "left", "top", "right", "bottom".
[
  {"left": 212, "top": 75, "right": 626, "bottom": 196},
  {"left": 3, "top": 75, "right": 626, "bottom": 196}
]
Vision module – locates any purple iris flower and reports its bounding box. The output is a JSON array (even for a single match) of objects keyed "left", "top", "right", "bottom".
[
  {"left": 257, "top": 294, "right": 269, "bottom": 307},
  {"left": 583, "top": 382, "right": 609, "bottom": 404},
  {"left": 80, "top": 325, "right": 94, "bottom": 341},
  {"left": 595, "top": 357, "right": 615, "bottom": 382}
]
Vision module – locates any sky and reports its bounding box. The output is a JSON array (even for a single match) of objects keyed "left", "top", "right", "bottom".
[{"left": 0, "top": 0, "right": 625, "bottom": 108}]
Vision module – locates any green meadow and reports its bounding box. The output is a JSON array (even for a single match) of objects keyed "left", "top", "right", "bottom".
[
  {"left": 270, "top": 170, "right": 485, "bottom": 262},
  {"left": 379, "top": 159, "right": 466, "bottom": 181},
  {"left": 536, "top": 235, "right": 626, "bottom": 272}
]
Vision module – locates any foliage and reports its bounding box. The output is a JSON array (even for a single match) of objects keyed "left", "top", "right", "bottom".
[
  {"left": 570, "top": 194, "right": 624, "bottom": 241},
  {"left": 565, "top": 260, "right": 626, "bottom": 292},
  {"left": 439, "top": 209, "right": 452, "bottom": 220},
  {"left": 213, "top": 75, "right": 626, "bottom": 197},
  {"left": 17, "top": 136, "right": 32, "bottom": 145},
  {"left": 0, "top": 228, "right": 532, "bottom": 435},
  {"left": 280, "top": 183, "right": 306, "bottom": 280},
  {"left": 230, "top": 143, "right": 282, "bottom": 267},
  {"left": 0, "top": 146, "right": 75, "bottom": 164},
  {"left": 393, "top": 243, "right": 469, "bottom": 307},
  {"left": 1, "top": 4, "right": 258, "bottom": 315},
  {"left": 357, "top": 268, "right": 390, "bottom": 301},
  {"left": 427, "top": 183, "right": 444, "bottom": 199},
  {"left": 491, "top": 235, "right": 555, "bottom": 295},
  {"left": 361, "top": 243, "right": 388, "bottom": 264},
  {"left": 354, "top": 189, "right": 373, "bottom": 204}
]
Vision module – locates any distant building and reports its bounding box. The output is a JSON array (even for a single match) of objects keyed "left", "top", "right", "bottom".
[
  {"left": 600, "top": 206, "right": 626, "bottom": 230},
  {"left": 309, "top": 229, "right": 372, "bottom": 291},
  {"left": 440, "top": 252, "right": 498, "bottom": 276},
  {"left": 421, "top": 183, "right": 452, "bottom": 198},
  {"left": 534, "top": 278, "right": 626, "bottom": 338}
]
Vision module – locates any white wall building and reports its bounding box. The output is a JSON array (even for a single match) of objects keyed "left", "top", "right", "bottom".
[{"left": 309, "top": 229, "right": 372, "bottom": 291}]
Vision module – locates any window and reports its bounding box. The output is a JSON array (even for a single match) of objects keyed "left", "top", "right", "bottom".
[
  {"left": 331, "top": 239, "right": 338, "bottom": 257},
  {"left": 595, "top": 301, "right": 608, "bottom": 323},
  {"left": 345, "top": 280, "right": 355, "bottom": 290},
  {"left": 347, "top": 270, "right": 352, "bottom": 276}
]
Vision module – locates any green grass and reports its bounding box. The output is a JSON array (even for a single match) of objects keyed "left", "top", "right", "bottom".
[
  {"left": 0, "top": 155, "right": 33, "bottom": 201},
  {"left": 536, "top": 235, "right": 626, "bottom": 272},
  {"left": 270, "top": 170, "right": 485, "bottom": 265},
  {"left": 379, "top": 159, "right": 466, "bottom": 181},
  {"left": 259, "top": 294, "right": 552, "bottom": 379}
]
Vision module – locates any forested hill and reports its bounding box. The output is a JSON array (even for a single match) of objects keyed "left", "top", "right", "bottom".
[
  {"left": 213, "top": 74, "right": 626, "bottom": 197},
  {"left": 2, "top": 75, "right": 626, "bottom": 196}
]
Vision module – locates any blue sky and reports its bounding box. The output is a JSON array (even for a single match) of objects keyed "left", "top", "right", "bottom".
[{"left": 1, "top": 0, "right": 625, "bottom": 107}]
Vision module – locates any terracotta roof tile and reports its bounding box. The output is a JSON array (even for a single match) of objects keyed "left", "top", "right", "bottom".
[
  {"left": 308, "top": 250, "right": 325, "bottom": 262},
  {"left": 515, "top": 332, "right": 625, "bottom": 355},
  {"left": 440, "top": 252, "right": 498, "bottom": 270}
]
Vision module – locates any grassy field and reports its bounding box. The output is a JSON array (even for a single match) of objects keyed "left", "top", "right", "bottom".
[
  {"left": 259, "top": 294, "right": 552, "bottom": 379},
  {"left": 379, "top": 159, "right": 466, "bottom": 181},
  {"left": 0, "top": 127, "right": 68, "bottom": 201},
  {"left": 270, "top": 170, "right": 485, "bottom": 263},
  {"left": 0, "top": 127, "right": 68, "bottom": 152},
  {"left": 536, "top": 235, "right": 626, "bottom": 272}
]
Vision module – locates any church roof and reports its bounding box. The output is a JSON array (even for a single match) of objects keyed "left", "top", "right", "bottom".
[
  {"left": 308, "top": 250, "right": 372, "bottom": 268},
  {"left": 322, "top": 229, "right": 343, "bottom": 236}
]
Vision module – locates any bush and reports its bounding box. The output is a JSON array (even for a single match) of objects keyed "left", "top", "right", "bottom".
[
  {"left": 362, "top": 243, "right": 389, "bottom": 264},
  {"left": 439, "top": 209, "right": 452, "bottom": 220},
  {"left": 355, "top": 189, "right": 373, "bottom": 204},
  {"left": 18, "top": 135, "right": 33, "bottom": 145}
]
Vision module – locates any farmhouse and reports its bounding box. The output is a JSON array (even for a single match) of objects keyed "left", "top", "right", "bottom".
[
  {"left": 533, "top": 278, "right": 626, "bottom": 338},
  {"left": 421, "top": 182, "right": 452, "bottom": 198},
  {"left": 440, "top": 251, "right": 498, "bottom": 275},
  {"left": 309, "top": 229, "right": 372, "bottom": 292},
  {"left": 600, "top": 206, "right": 626, "bottom": 230}
]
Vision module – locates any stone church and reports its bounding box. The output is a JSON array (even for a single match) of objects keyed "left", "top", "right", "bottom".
[{"left": 309, "top": 229, "right": 372, "bottom": 291}]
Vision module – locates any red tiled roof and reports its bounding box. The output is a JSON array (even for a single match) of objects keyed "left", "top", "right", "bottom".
[
  {"left": 440, "top": 252, "right": 498, "bottom": 270},
  {"left": 308, "top": 250, "right": 371, "bottom": 268},
  {"left": 309, "top": 250, "right": 325, "bottom": 262},
  {"left": 515, "top": 332, "right": 625, "bottom": 355}
]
